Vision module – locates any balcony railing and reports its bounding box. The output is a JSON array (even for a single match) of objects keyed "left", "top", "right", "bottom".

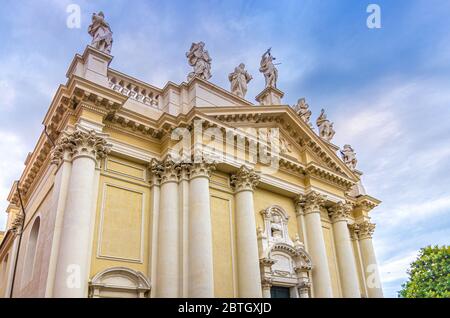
[{"left": 108, "top": 71, "right": 161, "bottom": 109}]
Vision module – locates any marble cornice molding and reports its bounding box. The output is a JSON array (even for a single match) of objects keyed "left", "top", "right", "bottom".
[
  {"left": 210, "top": 109, "right": 355, "bottom": 178},
  {"left": 230, "top": 165, "right": 260, "bottom": 193},
  {"left": 305, "top": 163, "right": 355, "bottom": 191},
  {"left": 328, "top": 201, "right": 353, "bottom": 223},
  {"left": 357, "top": 221, "right": 376, "bottom": 240},
  {"left": 355, "top": 195, "right": 381, "bottom": 212}
]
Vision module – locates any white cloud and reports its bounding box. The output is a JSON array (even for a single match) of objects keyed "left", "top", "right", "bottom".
[
  {"left": 0, "top": 131, "right": 27, "bottom": 230},
  {"left": 379, "top": 251, "right": 417, "bottom": 284},
  {"left": 0, "top": 80, "right": 17, "bottom": 110}
]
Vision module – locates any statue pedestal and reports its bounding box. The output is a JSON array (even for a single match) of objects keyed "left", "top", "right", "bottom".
[
  {"left": 66, "top": 46, "right": 113, "bottom": 88},
  {"left": 255, "top": 86, "right": 284, "bottom": 106}
]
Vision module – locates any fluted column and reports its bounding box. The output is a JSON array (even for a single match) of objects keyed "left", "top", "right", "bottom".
[
  {"left": 188, "top": 162, "right": 215, "bottom": 297},
  {"left": 231, "top": 166, "right": 262, "bottom": 298},
  {"left": 53, "top": 129, "right": 111, "bottom": 298},
  {"left": 358, "top": 221, "right": 383, "bottom": 298},
  {"left": 153, "top": 156, "right": 180, "bottom": 297},
  {"left": 329, "top": 202, "right": 360, "bottom": 298},
  {"left": 297, "top": 192, "right": 333, "bottom": 298}
]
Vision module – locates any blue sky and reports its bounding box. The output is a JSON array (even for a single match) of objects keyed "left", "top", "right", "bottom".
[{"left": 1, "top": 0, "right": 449, "bottom": 297}]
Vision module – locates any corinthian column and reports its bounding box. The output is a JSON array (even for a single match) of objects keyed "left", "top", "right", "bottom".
[
  {"left": 358, "top": 221, "right": 383, "bottom": 298},
  {"left": 231, "top": 166, "right": 262, "bottom": 298},
  {"left": 152, "top": 156, "right": 180, "bottom": 297},
  {"left": 188, "top": 161, "right": 215, "bottom": 297},
  {"left": 53, "top": 129, "right": 111, "bottom": 298},
  {"left": 329, "top": 202, "right": 360, "bottom": 298},
  {"left": 297, "top": 192, "right": 333, "bottom": 298}
]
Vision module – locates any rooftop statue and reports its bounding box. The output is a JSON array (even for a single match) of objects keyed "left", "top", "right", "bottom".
[
  {"left": 186, "top": 42, "right": 212, "bottom": 81},
  {"left": 293, "top": 98, "right": 312, "bottom": 127},
  {"left": 316, "top": 109, "right": 336, "bottom": 142},
  {"left": 228, "top": 63, "right": 252, "bottom": 98},
  {"left": 88, "top": 11, "right": 113, "bottom": 54},
  {"left": 259, "top": 48, "right": 278, "bottom": 88},
  {"left": 341, "top": 144, "right": 358, "bottom": 170}
]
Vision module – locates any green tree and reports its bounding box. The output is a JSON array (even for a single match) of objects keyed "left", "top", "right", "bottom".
[{"left": 398, "top": 245, "right": 450, "bottom": 298}]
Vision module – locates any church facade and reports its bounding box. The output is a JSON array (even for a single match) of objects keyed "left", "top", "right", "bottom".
[{"left": 0, "top": 13, "right": 383, "bottom": 298}]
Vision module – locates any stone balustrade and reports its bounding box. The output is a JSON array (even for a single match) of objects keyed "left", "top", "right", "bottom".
[{"left": 108, "top": 71, "right": 161, "bottom": 108}]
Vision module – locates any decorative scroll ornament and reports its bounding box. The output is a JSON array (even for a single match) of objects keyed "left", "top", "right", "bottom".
[
  {"left": 186, "top": 42, "right": 212, "bottom": 81},
  {"left": 316, "top": 109, "right": 336, "bottom": 142},
  {"left": 358, "top": 221, "right": 376, "bottom": 239},
  {"left": 88, "top": 11, "right": 113, "bottom": 54},
  {"left": 328, "top": 201, "right": 353, "bottom": 222},
  {"left": 230, "top": 165, "right": 260, "bottom": 192},
  {"left": 341, "top": 144, "right": 358, "bottom": 171}
]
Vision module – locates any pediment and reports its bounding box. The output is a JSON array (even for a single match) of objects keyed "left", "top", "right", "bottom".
[{"left": 199, "top": 106, "right": 358, "bottom": 182}]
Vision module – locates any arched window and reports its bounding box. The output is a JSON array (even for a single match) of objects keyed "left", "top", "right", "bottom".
[{"left": 22, "top": 217, "right": 40, "bottom": 284}]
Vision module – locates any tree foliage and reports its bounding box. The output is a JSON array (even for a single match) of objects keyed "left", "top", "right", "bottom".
[{"left": 398, "top": 245, "right": 450, "bottom": 298}]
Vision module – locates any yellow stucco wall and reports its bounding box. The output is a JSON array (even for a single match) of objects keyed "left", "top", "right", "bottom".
[{"left": 90, "top": 157, "right": 151, "bottom": 278}]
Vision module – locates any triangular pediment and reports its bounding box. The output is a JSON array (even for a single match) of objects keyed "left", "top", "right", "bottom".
[{"left": 198, "top": 105, "right": 358, "bottom": 182}]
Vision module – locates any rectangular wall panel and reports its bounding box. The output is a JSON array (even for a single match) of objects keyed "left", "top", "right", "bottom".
[
  {"left": 210, "top": 195, "right": 235, "bottom": 297},
  {"left": 98, "top": 184, "right": 144, "bottom": 262}
]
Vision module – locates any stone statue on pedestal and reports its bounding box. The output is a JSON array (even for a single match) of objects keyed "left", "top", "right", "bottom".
[
  {"left": 88, "top": 12, "right": 113, "bottom": 54},
  {"left": 259, "top": 48, "right": 278, "bottom": 88},
  {"left": 341, "top": 144, "right": 358, "bottom": 170},
  {"left": 293, "top": 98, "right": 312, "bottom": 127},
  {"left": 228, "top": 63, "right": 252, "bottom": 98},
  {"left": 316, "top": 109, "right": 336, "bottom": 142},
  {"left": 186, "top": 42, "right": 212, "bottom": 81}
]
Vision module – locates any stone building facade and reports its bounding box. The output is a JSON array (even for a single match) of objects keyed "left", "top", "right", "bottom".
[{"left": 0, "top": 18, "right": 383, "bottom": 298}]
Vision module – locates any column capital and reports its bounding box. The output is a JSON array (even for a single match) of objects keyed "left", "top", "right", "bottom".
[
  {"left": 348, "top": 223, "right": 360, "bottom": 240},
  {"left": 188, "top": 161, "right": 216, "bottom": 180},
  {"left": 231, "top": 165, "right": 260, "bottom": 192},
  {"left": 150, "top": 155, "right": 179, "bottom": 185},
  {"left": 328, "top": 201, "right": 352, "bottom": 223},
  {"left": 10, "top": 213, "right": 24, "bottom": 235},
  {"left": 358, "top": 221, "right": 376, "bottom": 239},
  {"left": 51, "top": 129, "right": 111, "bottom": 165},
  {"left": 295, "top": 191, "right": 327, "bottom": 215}
]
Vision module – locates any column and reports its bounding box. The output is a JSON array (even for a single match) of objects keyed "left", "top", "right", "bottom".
[
  {"left": 45, "top": 138, "right": 73, "bottom": 297},
  {"left": 53, "top": 129, "right": 111, "bottom": 298},
  {"left": 188, "top": 162, "right": 215, "bottom": 297},
  {"left": 148, "top": 161, "right": 161, "bottom": 297},
  {"left": 153, "top": 156, "right": 180, "bottom": 297},
  {"left": 5, "top": 215, "right": 23, "bottom": 298},
  {"left": 358, "top": 221, "right": 384, "bottom": 298},
  {"left": 349, "top": 224, "right": 368, "bottom": 297},
  {"left": 231, "top": 166, "right": 262, "bottom": 298},
  {"left": 329, "top": 202, "right": 360, "bottom": 298},
  {"left": 298, "top": 191, "right": 333, "bottom": 298}
]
